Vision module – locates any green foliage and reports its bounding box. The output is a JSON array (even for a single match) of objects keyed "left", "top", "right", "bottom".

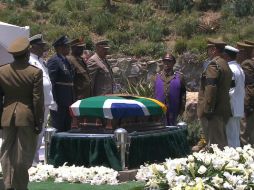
[
  {"left": 64, "top": 0, "right": 86, "bottom": 11},
  {"left": 233, "top": 0, "right": 254, "bottom": 17},
  {"left": 163, "top": 0, "right": 193, "bottom": 13},
  {"left": 174, "top": 39, "right": 187, "bottom": 54},
  {"left": 123, "top": 79, "right": 153, "bottom": 97},
  {"left": 1, "top": 0, "right": 28, "bottom": 6},
  {"left": 187, "top": 121, "right": 201, "bottom": 146},
  {"left": 125, "top": 41, "right": 166, "bottom": 58},
  {"left": 91, "top": 11, "right": 116, "bottom": 35},
  {"left": 176, "top": 16, "right": 198, "bottom": 38},
  {"left": 50, "top": 10, "right": 70, "bottom": 25},
  {"left": 107, "top": 31, "right": 132, "bottom": 49},
  {"left": 132, "top": 2, "right": 154, "bottom": 21},
  {"left": 187, "top": 36, "right": 206, "bottom": 53},
  {"left": 222, "top": 0, "right": 254, "bottom": 17},
  {"left": 195, "top": 0, "right": 222, "bottom": 11},
  {"left": 34, "top": 0, "right": 53, "bottom": 11}
]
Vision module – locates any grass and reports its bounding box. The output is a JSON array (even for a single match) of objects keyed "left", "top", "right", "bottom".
[{"left": 28, "top": 181, "right": 144, "bottom": 190}]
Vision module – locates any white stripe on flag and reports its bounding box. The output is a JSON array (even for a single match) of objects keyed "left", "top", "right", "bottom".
[
  {"left": 70, "top": 100, "right": 81, "bottom": 116},
  {"left": 103, "top": 99, "right": 150, "bottom": 119}
]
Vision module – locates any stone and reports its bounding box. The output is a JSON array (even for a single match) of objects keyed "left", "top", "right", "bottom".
[{"left": 118, "top": 169, "right": 138, "bottom": 182}]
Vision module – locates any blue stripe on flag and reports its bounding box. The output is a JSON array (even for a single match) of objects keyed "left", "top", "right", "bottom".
[{"left": 111, "top": 103, "right": 145, "bottom": 118}]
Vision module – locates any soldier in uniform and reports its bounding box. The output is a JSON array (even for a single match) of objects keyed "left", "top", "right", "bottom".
[
  {"left": 87, "top": 40, "right": 113, "bottom": 96},
  {"left": 47, "top": 35, "right": 74, "bottom": 132},
  {"left": 29, "top": 34, "right": 56, "bottom": 165},
  {"left": 0, "top": 37, "right": 44, "bottom": 190},
  {"left": 67, "top": 38, "right": 91, "bottom": 100},
  {"left": 223, "top": 45, "right": 245, "bottom": 148},
  {"left": 237, "top": 42, "right": 254, "bottom": 145},
  {"left": 153, "top": 53, "right": 186, "bottom": 126},
  {"left": 197, "top": 38, "right": 232, "bottom": 149}
]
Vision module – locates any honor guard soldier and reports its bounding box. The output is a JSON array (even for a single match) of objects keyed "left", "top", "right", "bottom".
[
  {"left": 223, "top": 45, "right": 245, "bottom": 148},
  {"left": 67, "top": 38, "right": 91, "bottom": 100},
  {"left": 0, "top": 37, "right": 44, "bottom": 190},
  {"left": 29, "top": 34, "right": 56, "bottom": 165},
  {"left": 47, "top": 35, "right": 74, "bottom": 132},
  {"left": 197, "top": 38, "right": 232, "bottom": 149},
  {"left": 237, "top": 41, "right": 254, "bottom": 145},
  {"left": 87, "top": 40, "right": 113, "bottom": 96}
]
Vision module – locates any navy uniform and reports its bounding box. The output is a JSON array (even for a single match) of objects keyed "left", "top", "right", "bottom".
[
  {"left": 47, "top": 36, "right": 74, "bottom": 132},
  {"left": 0, "top": 37, "right": 44, "bottom": 190},
  {"left": 197, "top": 38, "right": 232, "bottom": 149}
]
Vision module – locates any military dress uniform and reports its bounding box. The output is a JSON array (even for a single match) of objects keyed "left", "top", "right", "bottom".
[
  {"left": 197, "top": 39, "right": 232, "bottom": 149},
  {"left": 67, "top": 39, "right": 91, "bottom": 99},
  {"left": 0, "top": 37, "right": 44, "bottom": 190},
  {"left": 47, "top": 36, "right": 74, "bottom": 132},
  {"left": 87, "top": 52, "right": 113, "bottom": 96},
  {"left": 238, "top": 42, "right": 254, "bottom": 144}
]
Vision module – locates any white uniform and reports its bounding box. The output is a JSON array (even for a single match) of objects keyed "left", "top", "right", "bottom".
[
  {"left": 226, "top": 60, "right": 245, "bottom": 148},
  {"left": 29, "top": 53, "right": 56, "bottom": 164}
]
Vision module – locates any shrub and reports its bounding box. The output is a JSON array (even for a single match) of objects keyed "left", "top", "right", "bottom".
[
  {"left": 187, "top": 36, "right": 206, "bottom": 53},
  {"left": 174, "top": 39, "right": 187, "bottom": 54},
  {"left": 132, "top": 2, "right": 154, "bottom": 21},
  {"left": 144, "top": 20, "right": 165, "bottom": 42},
  {"left": 234, "top": 0, "right": 254, "bottom": 17},
  {"left": 107, "top": 30, "right": 132, "bottom": 47},
  {"left": 1, "top": 0, "right": 28, "bottom": 6},
  {"left": 64, "top": 0, "right": 86, "bottom": 11},
  {"left": 162, "top": 0, "right": 193, "bottom": 13},
  {"left": 127, "top": 41, "right": 166, "bottom": 58},
  {"left": 34, "top": 0, "right": 53, "bottom": 11},
  {"left": 195, "top": 0, "right": 222, "bottom": 11},
  {"left": 91, "top": 11, "right": 116, "bottom": 35},
  {"left": 50, "top": 10, "right": 70, "bottom": 25},
  {"left": 176, "top": 17, "right": 198, "bottom": 38}
]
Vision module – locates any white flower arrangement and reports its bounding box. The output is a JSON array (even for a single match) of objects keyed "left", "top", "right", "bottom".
[
  {"left": 28, "top": 163, "right": 119, "bottom": 185},
  {"left": 136, "top": 144, "right": 254, "bottom": 190}
]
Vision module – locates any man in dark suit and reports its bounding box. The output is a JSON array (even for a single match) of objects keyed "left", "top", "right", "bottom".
[
  {"left": 47, "top": 35, "right": 74, "bottom": 132},
  {"left": 0, "top": 37, "right": 44, "bottom": 190}
]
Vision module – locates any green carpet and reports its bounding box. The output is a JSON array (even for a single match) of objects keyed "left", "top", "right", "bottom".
[{"left": 28, "top": 181, "right": 145, "bottom": 190}]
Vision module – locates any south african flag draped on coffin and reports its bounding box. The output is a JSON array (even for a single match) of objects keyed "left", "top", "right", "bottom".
[{"left": 70, "top": 95, "right": 167, "bottom": 119}]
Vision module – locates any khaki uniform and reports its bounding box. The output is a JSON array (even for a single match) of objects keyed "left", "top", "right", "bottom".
[
  {"left": 67, "top": 55, "right": 91, "bottom": 99},
  {"left": 197, "top": 56, "right": 232, "bottom": 148},
  {"left": 241, "top": 59, "right": 254, "bottom": 144},
  {"left": 87, "top": 53, "right": 113, "bottom": 96},
  {"left": 0, "top": 62, "right": 44, "bottom": 190}
]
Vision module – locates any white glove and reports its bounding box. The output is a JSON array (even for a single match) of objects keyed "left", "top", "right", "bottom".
[{"left": 49, "top": 102, "right": 58, "bottom": 111}]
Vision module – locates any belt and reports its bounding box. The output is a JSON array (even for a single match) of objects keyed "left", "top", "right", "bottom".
[{"left": 55, "top": 82, "right": 74, "bottom": 86}]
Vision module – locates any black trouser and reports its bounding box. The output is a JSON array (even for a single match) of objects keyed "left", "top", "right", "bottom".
[{"left": 50, "top": 105, "right": 72, "bottom": 132}]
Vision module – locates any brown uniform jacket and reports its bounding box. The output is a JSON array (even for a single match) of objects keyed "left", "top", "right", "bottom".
[
  {"left": 241, "top": 59, "right": 254, "bottom": 115},
  {"left": 67, "top": 55, "right": 91, "bottom": 99},
  {"left": 0, "top": 62, "right": 44, "bottom": 128},
  {"left": 87, "top": 53, "right": 113, "bottom": 96},
  {"left": 197, "top": 56, "right": 232, "bottom": 122}
]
